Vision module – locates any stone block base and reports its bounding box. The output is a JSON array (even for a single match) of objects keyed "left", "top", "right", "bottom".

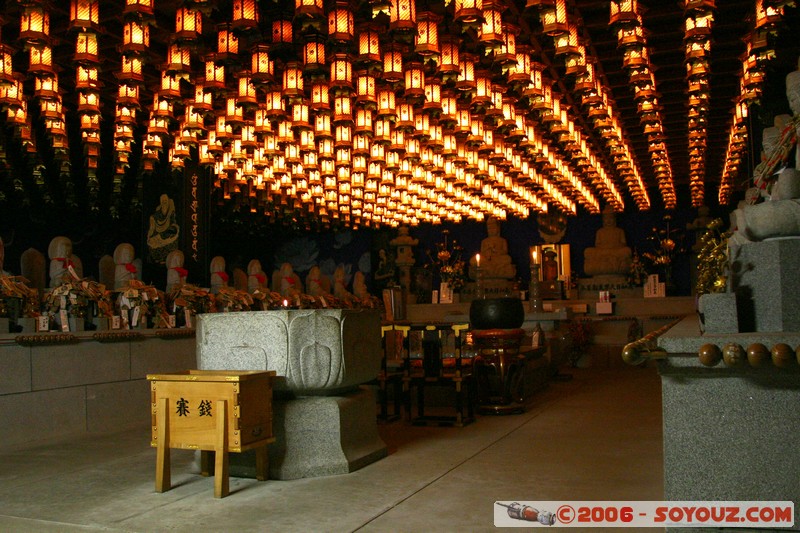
[
  {"left": 229, "top": 387, "right": 387, "bottom": 480},
  {"left": 697, "top": 293, "right": 738, "bottom": 334}
]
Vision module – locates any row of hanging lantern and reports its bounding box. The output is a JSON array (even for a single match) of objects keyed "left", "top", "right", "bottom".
[
  {"left": 526, "top": 0, "right": 648, "bottom": 213},
  {"left": 608, "top": 0, "right": 677, "bottom": 210},
  {"left": 684, "top": 0, "right": 715, "bottom": 208},
  {"left": 123, "top": 0, "right": 610, "bottom": 227},
  {"left": 0, "top": 0, "right": 653, "bottom": 229},
  {"left": 718, "top": 0, "right": 794, "bottom": 205}
]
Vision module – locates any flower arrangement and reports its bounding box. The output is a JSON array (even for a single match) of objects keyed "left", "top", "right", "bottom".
[
  {"left": 214, "top": 286, "right": 255, "bottom": 312},
  {"left": 0, "top": 275, "right": 40, "bottom": 318},
  {"left": 695, "top": 219, "right": 731, "bottom": 297},
  {"left": 642, "top": 215, "right": 684, "bottom": 290},
  {"left": 428, "top": 230, "right": 468, "bottom": 291},
  {"left": 116, "top": 280, "right": 167, "bottom": 328}
]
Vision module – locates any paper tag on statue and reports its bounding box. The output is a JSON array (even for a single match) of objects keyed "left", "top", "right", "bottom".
[
  {"left": 320, "top": 296, "right": 328, "bottom": 308},
  {"left": 120, "top": 296, "right": 130, "bottom": 309},
  {"left": 60, "top": 309, "right": 70, "bottom": 332},
  {"left": 60, "top": 296, "right": 67, "bottom": 310},
  {"left": 121, "top": 311, "right": 130, "bottom": 330},
  {"left": 111, "top": 315, "right": 121, "bottom": 329},
  {"left": 168, "top": 314, "right": 176, "bottom": 328},
  {"left": 37, "top": 315, "right": 49, "bottom": 332},
  {"left": 142, "top": 291, "right": 149, "bottom": 301},
  {"left": 184, "top": 309, "right": 192, "bottom": 329},
  {"left": 69, "top": 293, "right": 77, "bottom": 305},
  {"left": 131, "top": 306, "right": 140, "bottom": 327},
  {"left": 67, "top": 264, "right": 79, "bottom": 280}
]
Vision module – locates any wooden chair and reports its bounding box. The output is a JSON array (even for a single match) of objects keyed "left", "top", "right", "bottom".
[
  {"left": 376, "top": 324, "right": 404, "bottom": 422},
  {"left": 402, "top": 322, "right": 476, "bottom": 427}
]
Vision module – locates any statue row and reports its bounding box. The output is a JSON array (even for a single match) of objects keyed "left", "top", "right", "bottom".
[{"left": 0, "top": 235, "right": 372, "bottom": 303}]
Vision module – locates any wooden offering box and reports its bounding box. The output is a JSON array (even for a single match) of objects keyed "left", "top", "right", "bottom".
[{"left": 147, "top": 369, "right": 276, "bottom": 498}]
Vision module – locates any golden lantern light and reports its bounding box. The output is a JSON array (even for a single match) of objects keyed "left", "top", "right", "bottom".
[
  {"left": 404, "top": 62, "right": 425, "bottom": 101},
  {"left": 167, "top": 43, "right": 192, "bottom": 75},
  {"left": 232, "top": 0, "right": 259, "bottom": 31},
  {"left": 685, "top": 12, "right": 713, "bottom": 40},
  {"left": 355, "top": 107, "right": 373, "bottom": 134},
  {"left": 311, "top": 82, "right": 330, "bottom": 111},
  {"left": 20, "top": 5, "right": 50, "bottom": 43},
  {"left": 754, "top": 0, "right": 782, "bottom": 30},
  {"left": 622, "top": 45, "right": 648, "bottom": 69},
  {"left": 439, "top": 37, "right": 461, "bottom": 80},
  {"left": 382, "top": 45, "right": 404, "bottom": 83},
  {"left": 296, "top": 0, "right": 323, "bottom": 18},
  {"left": 355, "top": 72, "right": 377, "bottom": 107},
  {"left": 29, "top": 44, "right": 54, "bottom": 75},
  {"left": 282, "top": 62, "right": 304, "bottom": 102},
  {"left": 34, "top": 75, "right": 59, "bottom": 100},
  {"left": 415, "top": 12, "right": 441, "bottom": 56},
  {"left": 496, "top": 23, "right": 518, "bottom": 66},
  {"left": 374, "top": 117, "right": 392, "bottom": 144},
  {"left": 70, "top": 0, "right": 99, "bottom": 31},
  {"left": 357, "top": 24, "right": 381, "bottom": 67},
  {"left": 74, "top": 31, "right": 98, "bottom": 64},
  {"left": 160, "top": 72, "right": 182, "bottom": 100},
  {"left": 272, "top": 19, "right": 293, "bottom": 45},
  {"left": 389, "top": 0, "right": 416, "bottom": 33},
  {"left": 479, "top": 1, "right": 504, "bottom": 48},
  {"left": 185, "top": 104, "right": 206, "bottom": 132},
  {"left": 291, "top": 102, "right": 311, "bottom": 131},
  {"left": 315, "top": 113, "right": 332, "bottom": 138},
  {"left": 118, "top": 84, "right": 139, "bottom": 106},
  {"left": 542, "top": 0, "right": 568, "bottom": 36},
  {"left": 122, "top": 20, "right": 149, "bottom": 53},
  {"left": 609, "top": 0, "right": 638, "bottom": 27},
  {"left": 124, "top": 0, "right": 154, "bottom": 18},
  {"left": 251, "top": 44, "right": 275, "bottom": 85},
  {"left": 376, "top": 88, "right": 396, "bottom": 119},
  {"left": 216, "top": 24, "right": 238, "bottom": 58},
  {"left": 333, "top": 95, "right": 353, "bottom": 124},
  {"left": 554, "top": 22, "right": 580, "bottom": 57},
  {"left": 78, "top": 91, "right": 100, "bottom": 114},
  {"left": 175, "top": 7, "right": 202, "bottom": 40},
  {"left": 0, "top": 46, "right": 13, "bottom": 86},
  {"left": 76, "top": 65, "right": 98, "bottom": 90},
  {"left": 119, "top": 55, "right": 143, "bottom": 83},
  {"left": 330, "top": 54, "right": 354, "bottom": 94},
  {"left": 454, "top": 0, "right": 484, "bottom": 26},
  {"left": 456, "top": 54, "right": 476, "bottom": 91},
  {"left": 396, "top": 102, "right": 415, "bottom": 132},
  {"left": 237, "top": 72, "right": 257, "bottom": 107},
  {"left": 328, "top": 2, "right": 355, "bottom": 43},
  {"left": 303, "top": 38, "right": 326, "bottom": 72}
]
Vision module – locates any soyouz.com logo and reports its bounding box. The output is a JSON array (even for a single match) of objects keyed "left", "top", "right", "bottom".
[{"left": 494, "top": 501, "right": 794, "bottom": 528}]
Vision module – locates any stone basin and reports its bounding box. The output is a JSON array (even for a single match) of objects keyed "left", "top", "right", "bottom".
[
  {"left": 196, "top": 308, "right": 387, "bottom": 479},
  {"left": 197, "top": 308, "right": 382, "bottom": 395}
]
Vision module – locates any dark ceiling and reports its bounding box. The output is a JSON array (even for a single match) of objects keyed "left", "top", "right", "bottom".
[{"left": 569, "top": 0, "right": 799, "bottom": 208}]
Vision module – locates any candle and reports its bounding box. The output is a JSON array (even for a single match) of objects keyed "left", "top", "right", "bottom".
[
  {"left": 532, "top": 249, "right": 538, "bottom": 265},
  {"left": 283, "top": 299, "right": 288, "bottom": 307},
  {"left": 475, "top": 253, "right": 480, "bottom": 267}
]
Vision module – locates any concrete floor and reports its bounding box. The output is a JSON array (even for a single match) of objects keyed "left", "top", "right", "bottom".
[{"left": 0, "top": 366, "right": 664, "bottom": 532}]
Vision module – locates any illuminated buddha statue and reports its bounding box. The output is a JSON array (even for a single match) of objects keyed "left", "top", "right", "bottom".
[{"left": 583, "top": 206, "right": 632, "bottom": 277}]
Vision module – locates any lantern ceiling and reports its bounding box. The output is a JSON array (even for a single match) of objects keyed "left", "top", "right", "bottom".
[{"left": 0, "top": 0, "right": 797, "bottom": 229}]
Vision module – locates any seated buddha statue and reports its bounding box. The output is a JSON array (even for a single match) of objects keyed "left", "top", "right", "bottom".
[
  {"left": 584, "top": 206, "right": 632, "bottom": 277},
  {"left": 731, "top": 63, "right": 800, "bottom": 245},
  {"left": 469, "top": 216, "right": 516, "bottom": 280}
]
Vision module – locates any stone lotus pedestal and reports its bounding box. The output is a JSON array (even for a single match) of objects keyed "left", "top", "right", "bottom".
[{"left": 197, "top": 309, "right": 387, "bottom": 479}]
